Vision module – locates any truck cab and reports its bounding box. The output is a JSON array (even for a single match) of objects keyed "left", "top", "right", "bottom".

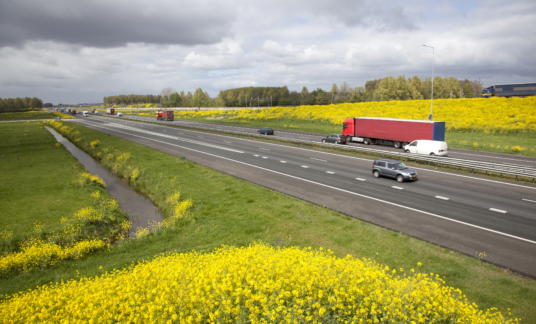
[{"left": 481, "top": 86, "right": 494, "bottom": 98}]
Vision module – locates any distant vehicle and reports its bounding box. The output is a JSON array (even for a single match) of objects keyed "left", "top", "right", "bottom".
[
  {"left": 481, "top": 82, "right": 536, "bottom": 98},
  {"left": 106, "top": 108, "right": 115, "bottom": 115},
  {"left": 343, "top": 117, "right": 445, "bottom": 149},
  {"left": 71, "top": 110, "right": 76, "bottom": 115},
  {"left": 321, "top": 134, "right": 346, "bottom": 144},
  {"left": 372, "top": 158, "right": 418, "bottom": 183},
  {"left": 258, "top": 127, "right": 274, "bottom": 135},
  {"left": 117, "top": 113, "right": 123, "bottom": 117},
  {"left": 54, "top": 116, "right": 61, "bottom": 120},
  {"left": 82, "top": 111, "right": 89, "bottom": 117},
  {"left": 404, "top": 140, "right": 448, "bottom": 156},
  {"left": 156, "top": 110, "right": 174, "bottom": 121}
]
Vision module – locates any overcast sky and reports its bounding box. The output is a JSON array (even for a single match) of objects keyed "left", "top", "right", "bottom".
[{"left": 1, "top": 0, "right": 535, "bottom": 104}]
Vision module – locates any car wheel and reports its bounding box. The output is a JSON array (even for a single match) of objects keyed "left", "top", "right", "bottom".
[
  {"left": 404, "top": 149, "right": 410, "bottom": 153},
  {"left": 373, "top": 170, "right": 380, "bottom": 178},
  {"left": 322, "top": 139, "right": 326, "bottom": 143},
  {"left": 430, "top": 152, "right": 436, "bottom": 156},
  {"left": 394, "top": 141, "right": 401, "bottom": 149},
  {"left": 397, "top": 175, "right": 404, "bottom": 183}
]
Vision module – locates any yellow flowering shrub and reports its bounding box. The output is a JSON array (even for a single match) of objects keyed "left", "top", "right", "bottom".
[
  {"left": 73, "top": 172, "right": 106, "bottom": 188},
  {"left": 175, "top": 97, "right": 536, "bottom": 134},
  {"left": 0, "top": 190, "right": 126, "bottom": 278},
  {"left": 0, "top": 238, "right": 107, "bottom": 276},
  {"left": 0, "top": 243, "right": 517, "bottom": 323},
  {"left": 90, "top": 140, "right": 100, "bottom": 148}
]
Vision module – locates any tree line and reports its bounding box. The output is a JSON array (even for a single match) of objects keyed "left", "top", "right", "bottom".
[
  {"left": 0, "top": 97, "right": 44, "bottom": 112},
  {"left": 103, "top": 76, "right": 483, "bottom": 108}
]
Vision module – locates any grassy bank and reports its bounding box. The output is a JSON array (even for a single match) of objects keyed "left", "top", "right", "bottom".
[
  {"left": 1, "top": 120, "right": 530, "bottom": 321},
  {"left": 0, "top": 122, "right": 128, "bottom": 279}
]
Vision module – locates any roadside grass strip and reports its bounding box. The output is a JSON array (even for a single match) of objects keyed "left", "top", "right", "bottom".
[{"left": 0, "top": 243, "right": 518, "bottom": 324}]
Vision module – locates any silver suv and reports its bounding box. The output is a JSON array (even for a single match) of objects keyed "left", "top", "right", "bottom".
[{"left": 372, "top": 158, "right": 418, "bottom": 183}]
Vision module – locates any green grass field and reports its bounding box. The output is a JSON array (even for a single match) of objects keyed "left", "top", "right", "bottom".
[
  {"left": 0, "top": 122, "right": 127, "bottom": 263},
  {"left": 0, "top": 111, "right": 58, "bottom": 121},
  {"left": 0, "top": 123, "right": 98, "bottom": 241},
  {"left": 1, "top": 120, "right": 531, "bottom": 321}
]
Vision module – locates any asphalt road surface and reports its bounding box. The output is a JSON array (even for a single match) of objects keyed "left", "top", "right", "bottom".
[
  {"left": 107, "top": 114, "right": 536, "bottom": 168},
  {"left": 72, "top": 116, "right": 536, "bottom": 277}
]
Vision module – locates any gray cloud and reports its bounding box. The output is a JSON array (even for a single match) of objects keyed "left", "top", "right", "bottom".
[
  {"left": 0, "top": 0, "right": 235, "bottom": 48},
  {"left": 305, "top": 0, "right": 424, "bottom": 31}
]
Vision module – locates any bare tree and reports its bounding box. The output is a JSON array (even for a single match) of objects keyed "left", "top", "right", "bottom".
[{"left": 160, "top": 87, "right": 176, "bottom": 101}]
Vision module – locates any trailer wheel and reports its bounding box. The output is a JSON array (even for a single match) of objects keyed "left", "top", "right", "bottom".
[
  {"left": 394, "top": 141, "right": 401, "bottom": 149},
  {"left": 364, "top": 138, "right": 371, "bottom": 145}
]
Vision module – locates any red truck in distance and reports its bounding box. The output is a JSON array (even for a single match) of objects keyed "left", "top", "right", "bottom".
[
  {"left": 343, "top": 117, "right": 446, "bottom": 149},
  {"left": 156, "top": 110, "right": 174, "bottom": 121}
]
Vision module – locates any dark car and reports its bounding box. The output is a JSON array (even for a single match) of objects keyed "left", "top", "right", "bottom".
[
  {"left": 322, "top": 134, "right": 346, "bottom": 145},
  {"left": 258, "top": 127, "right": 274, "bottom": 135},
  {"left": 372, "top": 158, "right": 418, "bottom": 183}
]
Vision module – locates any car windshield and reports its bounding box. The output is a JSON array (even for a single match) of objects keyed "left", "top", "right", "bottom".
[{"left": 395, "top": 162, "right": 408, "bottom": 170}]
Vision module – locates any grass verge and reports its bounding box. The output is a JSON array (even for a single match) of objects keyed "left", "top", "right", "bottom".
[{"left": 1, "top": 120, "right": 534, "bottom": 322}]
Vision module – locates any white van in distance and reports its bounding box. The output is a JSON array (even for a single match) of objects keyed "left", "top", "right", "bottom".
[
  {"left": 82, "top": 111, "right": 89, "bottom": 117},
  {"left": 404, "top": 140, "right": 448, "bottom": 156}
]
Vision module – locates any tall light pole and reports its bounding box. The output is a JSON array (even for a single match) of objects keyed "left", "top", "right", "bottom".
[{"left": 422, "top": 44, "right": 434, "bottom": 120}]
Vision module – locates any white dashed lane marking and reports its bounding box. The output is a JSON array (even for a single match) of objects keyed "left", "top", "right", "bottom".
[
  {"left": 355, "top": 178, "right": 366, "bottom": 181},
  {"left": 392, "top": 186, "right": 404, "bottom": 190},
  {"left": 490, "top": 208, "right": 507, "bottom": 214},
  {"left": 326, "top": 171, "right": 335, "bottom": 174},
  {"left": 435, "top": 196, "right": 450, "bottom": 200}
]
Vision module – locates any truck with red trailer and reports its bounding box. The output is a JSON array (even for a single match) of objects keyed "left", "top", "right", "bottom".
[
  {"left": 156, "top": 110, "right": 174, "bottom": 121},
  {"left": 343, "top": 117, "right": 445, "bottom": 149},
  {"left": 106, "top": 108, "right": 115, "bottom": 115}
]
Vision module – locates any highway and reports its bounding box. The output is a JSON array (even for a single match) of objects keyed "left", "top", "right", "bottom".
[
  {"left": 109, "top": 114, "right": 536, "bottom": 167},
  {"left": 72, "top": 116, "right": 536, "bottom": 277}
]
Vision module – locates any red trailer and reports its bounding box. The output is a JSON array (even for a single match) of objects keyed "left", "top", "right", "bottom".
[
  {"left": 71, "top": 110, "right": 77, "bottom": 115},
  {"left": 343, "top": 117, "right": 445, "bottom": 149},
  {"left": 156, "top": 110, "right": 174, "bottom": 121}
]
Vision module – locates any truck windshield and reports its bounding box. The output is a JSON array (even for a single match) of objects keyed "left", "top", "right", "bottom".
[{"left": 395, "top": 163, "right": 408, "bottom": 170}]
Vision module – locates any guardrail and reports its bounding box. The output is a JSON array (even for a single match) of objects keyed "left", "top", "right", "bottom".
[{"left": 93, "top": 115, "right": 536, "bottom": 182}]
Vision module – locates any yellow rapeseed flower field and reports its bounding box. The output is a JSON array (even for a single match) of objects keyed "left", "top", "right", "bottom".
[
  {"left": 0, "top": 243, "right": 517, "bottom": 323},
  {"left": 174, "top": 97, "right": 536, "bottom": 134}
]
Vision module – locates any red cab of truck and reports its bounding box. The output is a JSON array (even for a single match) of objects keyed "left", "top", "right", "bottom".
[
  {"left": 343, "top": 117, "right": 445, "bottom": 148},
  {"left": 71, "top": 110, "right": 76, "bottom": 115},
  {"left": 156, "top": 110, "right": 174, "bottom": 121}
]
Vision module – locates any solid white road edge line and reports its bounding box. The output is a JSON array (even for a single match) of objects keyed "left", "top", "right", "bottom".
[{"left": 75, "top": 120, "right": 536, "bottom": 246}]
